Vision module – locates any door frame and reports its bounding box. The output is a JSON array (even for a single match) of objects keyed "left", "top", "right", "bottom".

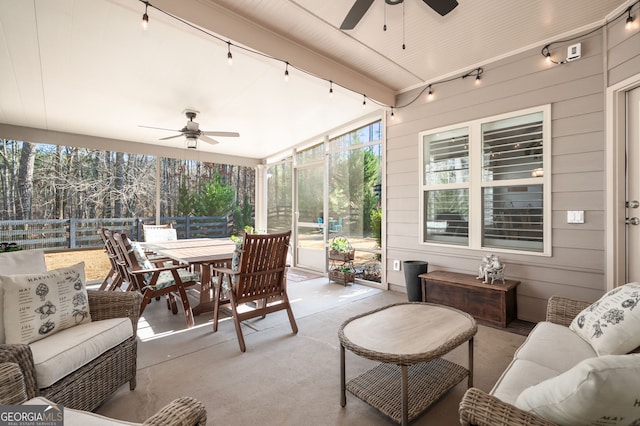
[{"left": 606, "top": 72, "right": 640, "bottom": 290}]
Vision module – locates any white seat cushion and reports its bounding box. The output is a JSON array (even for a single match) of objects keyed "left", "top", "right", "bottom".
[
  {"left": 24, "top": 396, "right": 140, "bottom": 425},
  {"left": 516, "top": 354, "right": 640, "bottom": 425},
  {"left": 490, "top": 358, "right": 559, "bottom": 405},
  {"left": 29, "top": 317, "right": 133, "bottom": 388},
  {"left": 514, "top": 321, "right": 596, "bottom": 372}
]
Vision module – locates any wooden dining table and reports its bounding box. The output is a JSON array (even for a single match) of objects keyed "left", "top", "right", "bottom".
[{"left": 142, "top": 238, "right": 236, "bottom": 315}]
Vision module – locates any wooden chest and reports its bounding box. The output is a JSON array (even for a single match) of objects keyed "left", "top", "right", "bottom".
[{"left": 419, "top": 271, "right": 520, "bottom": 328}]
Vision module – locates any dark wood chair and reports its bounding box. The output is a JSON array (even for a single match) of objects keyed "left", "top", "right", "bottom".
[
  {"left": 212, "top": 231, "right": 297, "bottom": 352},
  {"left": 97, "top": 228, "right": 127, "bottom": 291},
  {"left": 112, "top": 231, "right": 198, "bottom": 328}
]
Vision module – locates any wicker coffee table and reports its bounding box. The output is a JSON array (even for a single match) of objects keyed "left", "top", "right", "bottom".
[{"left": 339, "top": 302, "right": 477, "bottom": 425}]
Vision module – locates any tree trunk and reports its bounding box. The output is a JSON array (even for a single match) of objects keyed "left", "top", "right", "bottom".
[{"left": 16, "top": 141, "right": 36, "bottom": 220}]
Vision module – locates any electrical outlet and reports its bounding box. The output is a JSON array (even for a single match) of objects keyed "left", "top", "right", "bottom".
[{"left": 393, "top": 260, "right": 401, "bottom": 271}]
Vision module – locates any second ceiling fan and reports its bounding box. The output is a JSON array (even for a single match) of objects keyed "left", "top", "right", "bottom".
[{"left": 340, "top": 0, "right": 458, "bottom": 30}]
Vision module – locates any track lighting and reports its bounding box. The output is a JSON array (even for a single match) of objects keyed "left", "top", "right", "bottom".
[
  {"left": 227, "top": 42, "right": 233, "bottom": 65},
  {"left": 142, "top": 2, "right": 149, "bottom": 30},
  {"left": 626, "top": 7, "right": 635, "bottom": 30}
]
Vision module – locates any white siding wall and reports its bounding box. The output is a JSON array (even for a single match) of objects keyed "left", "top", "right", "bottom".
[{"left": 386, "top": 25, "right": 640, "bottom": 322}]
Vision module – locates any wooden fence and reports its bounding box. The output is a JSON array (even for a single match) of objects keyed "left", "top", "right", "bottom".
[{"left": 0, "top": 215, "right": 234, "bottom": 251}]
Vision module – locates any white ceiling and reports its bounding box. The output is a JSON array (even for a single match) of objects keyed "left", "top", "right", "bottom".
[{"left": 0, "top": 0, "right": 629, "bottom": 161}]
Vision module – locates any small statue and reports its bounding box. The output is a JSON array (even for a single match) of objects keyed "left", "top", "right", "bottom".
[{"left": 476, "top": 254, "right": 505, "bottom": 284}]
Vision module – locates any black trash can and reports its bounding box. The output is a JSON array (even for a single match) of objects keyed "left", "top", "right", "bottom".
[{"left": 403, "top": 260, "right": 428, "bottom": 302}]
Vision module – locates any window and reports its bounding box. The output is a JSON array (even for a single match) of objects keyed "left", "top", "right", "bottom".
[{"left": 420, "top": 106, "right": 550, "bottom": 255}]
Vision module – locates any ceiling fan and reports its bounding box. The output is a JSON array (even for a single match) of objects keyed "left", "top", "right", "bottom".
[
  {"left": 340, "top": 0, "right": 458, "bottom": 30},
  {"left": 139, "top": 110, "right": 240, "bottom": 149}
]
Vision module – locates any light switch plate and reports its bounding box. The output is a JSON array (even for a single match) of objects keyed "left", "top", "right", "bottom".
[
  {"left": 567, "top": 210, "right": 585, "bottom": 224},
  {"left": 393, "top": 260, "right": 401, "bottom": 271}
]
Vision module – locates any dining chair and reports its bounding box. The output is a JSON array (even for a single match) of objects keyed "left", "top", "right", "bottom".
[
  {"left": 142, "top": 223, "right": 178, "bottom": 243},
  {"left": 98, "top": 228, "right": 126, "bottom": 291},
  {"left": 212, "top": 230, "right": 297, "bottom": 352},
  {"left": 112, "top": 231, "right": 199, "bottom": 327}
]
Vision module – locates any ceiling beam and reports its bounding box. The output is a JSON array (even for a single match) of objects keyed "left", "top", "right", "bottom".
[
  {"left": 148, "top": 0, "right": 396, "bottom": 107},
  {"left": 0, "top": 123, "right": 261, "bottom": 168}
]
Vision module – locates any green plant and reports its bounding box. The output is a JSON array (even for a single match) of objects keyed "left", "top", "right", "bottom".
[
  {"left": 330, "top": 237, "right": 350, "bottom": 253},
  {"left": 339, "top": 266, "right": 351, "bottom": 273}
]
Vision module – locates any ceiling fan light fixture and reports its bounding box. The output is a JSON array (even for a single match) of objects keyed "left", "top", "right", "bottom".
[{"left": 186, "top": 137, "right": 198, "bottom": 149}]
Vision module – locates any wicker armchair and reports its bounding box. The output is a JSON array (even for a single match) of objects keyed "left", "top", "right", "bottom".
[
  {"left": 0, "top": 290, "right": 142, "bottom": 412},
  {"left": 458, "top": 296, "right": 591, "bottom": 426},
  {"left": 0, "top": 362, "right": 207, "bottom": 425}
]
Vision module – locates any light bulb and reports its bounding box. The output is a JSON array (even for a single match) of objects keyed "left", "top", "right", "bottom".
[
  {"left": 142, "top": 3, "right": 149, "bottom": 30},
  {"left": 427, "top": 85, "right": 434, "bottom": 101},
  {"left": 227, "top": 43, "right": 233, "bottom": 65},
  {"left": 284, "top": 63, "right": 289, "bottom": 82},
  {"left": 329, "top": 81, "right": 333, "bottom": 98}
]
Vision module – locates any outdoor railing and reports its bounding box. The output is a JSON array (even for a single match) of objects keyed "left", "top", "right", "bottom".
[{"left": 0, "top": 215, "right": 234, "bottom": 251}]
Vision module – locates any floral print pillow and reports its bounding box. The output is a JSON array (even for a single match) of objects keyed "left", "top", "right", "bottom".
[{"left": 570, "top": 282, "right": 640, "bottom": 355}]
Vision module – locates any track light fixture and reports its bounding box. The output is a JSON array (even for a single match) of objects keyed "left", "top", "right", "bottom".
[{"left": 142, "top": 1, "right": 149, "bottom": 30}]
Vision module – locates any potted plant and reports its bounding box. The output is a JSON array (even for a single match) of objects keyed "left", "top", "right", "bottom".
[
  {"left": 328, "top": 236, "right": 355, "bottom": 261},
  {"left": 329, "top": 266, "right": 355, "bottom": 285}
]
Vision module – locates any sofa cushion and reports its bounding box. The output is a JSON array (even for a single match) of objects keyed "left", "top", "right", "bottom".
[
  {"left": 29, "top": 317, "right": 133, "bottom": 388},
  {"left": 0, "top": 249, "right": 47, "bottom": 344},
  {"left": 25, "top": 396, "right": 140, "bottom": 426},
  {"left": 490, "top": 358, "right": 559, "bottom": 405},
  {"left": 515, "top": 354, "right": 640, "bottom": 425},
  {"left": 2, "top": 263, "right": 92, "bottom": 344},
  {"left": 570, "top": 282, "right": 640, "bottom": 355},
  {"left": 514, "top": 321, "right": 596, "bottom": 372}
]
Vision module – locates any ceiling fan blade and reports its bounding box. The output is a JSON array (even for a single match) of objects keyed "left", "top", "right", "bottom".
[
  {"left": 139, "top": 125, "right": 181, "bottom": 132},
  {"left": 340, "top": 0, "right": 375, "bottom": 30},
  {"left": 199, "top": 135, "right": 220, "bottom": 145},
  {"left": 202, "top": 131, "right": 240, "bottom": 137},
  {"left": 158, "top": 134, "right": 184, "bottom": 141},
  {"left": 422, "top": 0, "right": 458, "bottom": 16}
]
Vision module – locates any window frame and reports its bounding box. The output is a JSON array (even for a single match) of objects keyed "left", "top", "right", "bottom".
[{"left": 419, "top": 105, "right": 552, "bottom": 256}]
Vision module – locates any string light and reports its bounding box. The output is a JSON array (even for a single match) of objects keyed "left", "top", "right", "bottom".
[
  {"left": 541, "top": 0, "right": 639, "bottom": 64},
  {"left": 462, "top": 68, "right": 483, "bottom": 85},
  {"left": 427, "top": 85, "right": 434, "bottom": 101},
  {"left": 136, "top": 0, "right": 489, "bottom": 114},
  {"left": 141, "top": 1, "right": 149, "bottom": 30},
  {"left": 626, "top": 6, "right": 635, "bottom": 30},
  {"left": 390, "top": 107, "right": 395, "bottom": 120}
]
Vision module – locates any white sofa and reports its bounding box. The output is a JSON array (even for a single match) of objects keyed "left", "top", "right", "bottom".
[
  {"left": 460, "top": 287, "right": 640, "bottom": 426},
  {"left": 0, "top": 249, "right": 141, "bottom": 411}
]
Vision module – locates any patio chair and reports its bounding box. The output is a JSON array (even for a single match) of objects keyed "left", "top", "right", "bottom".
[
  {"left": 143, "top": 222, "right": 178, "bottom": 243},
  {"left": 112, "top": 231, "right": 199, "bottom": 328},
  {"left": 98, "top": 227, "right": 125, "bottom": 291},
  {"left": 212, "top": 230, "right": 297, "bottom": 352}
]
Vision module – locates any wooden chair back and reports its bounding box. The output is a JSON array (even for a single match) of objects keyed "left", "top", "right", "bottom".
[
  {"left": 212, "top": 230, "right": 297, "bottom": 351},
  {"left": 234, "top": 231, "right": 291, "bottom": 304},
  {"left": 98, "top": 228, "right": 126, "bottom": 291}
]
